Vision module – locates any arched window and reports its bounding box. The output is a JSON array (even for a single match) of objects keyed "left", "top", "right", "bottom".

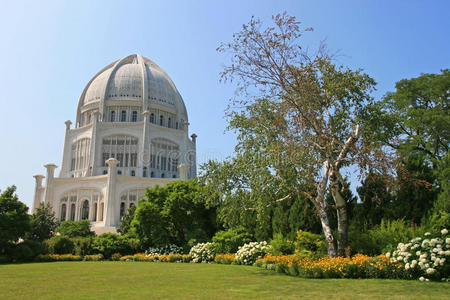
[
  {"left": 150, "top": 171, "right": 154, "bottom": 178},
  {"left": 143, "top": 167, "right": 147, "bottom": 177},
  {"left": 100, "top": 203, "right": 104, "bottom": 221},
  {"left": 70, "top": 203, "right": 76, "bottom": 221},
  {"left": 150, "top": 113, "right": 154, "bottom": 123},
  {"left": 161, "top": 173, "right": 165, "bottom": 178},
  {"left": 110, "top": 111, "right": 115, "bottom": 122},
  {"left": 168, "top": 117, "right": 172, "bottom": 128},
  {"left": 118, "top": 170, "right": 122, "bottom": 175},
  {"left": 131, "top": 170, "right": 135, "bottom": 176},
  {"left": 132, "top": 111, "right": 137, "bottom": 122},
  {"left": 60, "top": 204, "right": 66, "bottom": 221},
  {"left": 120, "top": 202, "right": 125, "bottom": 219},
  {"left": 81, "top": 200, "right": 89, "bottom": 220},
  {"left": 103, "top": 170, "right": 107, "bottom": 174},
  {"left": 102, "top": 135, "right": 138, "bottom": 168},
  {"left": 172, "top": 174, "right": 176, "bottom": 178},
  {"left": 121, "top": 110, "right": 127, "bottom": 122},
  {"left": 93, "top": 203, "right": 97, "bottom": 222},
  {"left": 176, "top": 122, "right": 179, "bottom": 129},
  {"left": 160, "top": 115, "right": 164, "bottom": 126},
  {"left": 70, "top": 138, "right": 91, "bottom": 173}
]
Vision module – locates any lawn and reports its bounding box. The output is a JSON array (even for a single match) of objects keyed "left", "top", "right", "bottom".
[{"left": 0, "top": 262, "right": 448, "bottom": 299}]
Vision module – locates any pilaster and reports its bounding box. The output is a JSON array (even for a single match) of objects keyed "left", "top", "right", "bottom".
[{"left": 104, "top": 158, "right": 119, "bottom": 227}]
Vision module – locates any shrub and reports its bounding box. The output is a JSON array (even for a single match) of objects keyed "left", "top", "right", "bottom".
[
  {"left": 145, "top": 244, "right": 183, "bottom": 256},
  {"left": 83, "top": 254, "right": 104, "bottom": 261},
  {"left": 110, "top": 253, "right": 122, "bottom": 261},
  {"left": 269, "top": 233, "right": 295, "bottom": 255},
  {"left": 386, "top": 229, "right": 450, "bottom": 281},
  {"left": 72, "top": 237, "right": 94, "bottom": 256},
  {"left": 294, "top": 230, "right": 326, "bottom": 259},
  {"left": 235, "top": 241, "right": 271, "bottom": 265},
  {"left": 214, "top": 253, "right": 235, "bottom": 264},
  {"left": 8, "top": 243, "right": 34, "bottom": 262},
  {"left": 45, "top": 236, "right": 75, "bottom": 254},
  {"left": 92, "top": 233, "right": 138, "bottom": 258},
  {"left": 56, "top": 220, "right": 94, "bottom": 238},
  {"left": 212, "top": 227, "right": 252, "bottom": 254},
  {"left": 35, "top": 254, "right": 82, "bottom": 262},
  {"left": 189, "top": 242, "right": 216, "bottom": 263}
]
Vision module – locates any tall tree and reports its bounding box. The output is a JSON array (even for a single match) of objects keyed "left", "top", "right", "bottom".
[
  {"left": 218, "top": 13, "right": 380, "bottom": 256},
  {"left": 27, "top": 203, "right": 58, "bottom": 241},
  {"left": 0, "top": 186, "right": 30, "bottom": 254}
]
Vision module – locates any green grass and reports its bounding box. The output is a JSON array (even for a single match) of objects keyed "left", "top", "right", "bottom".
[{"left": 0, "top": 262, "right": 448, "bottom": 299}]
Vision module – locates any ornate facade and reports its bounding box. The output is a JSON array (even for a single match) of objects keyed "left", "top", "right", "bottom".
[{"left": 32, "top": 54, "right": 197, "bottom": 233}]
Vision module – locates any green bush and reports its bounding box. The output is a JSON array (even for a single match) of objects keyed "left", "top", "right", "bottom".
[
  {"left": 72, "top": 237, "right": 94, "bottom": 256},
  {"left": 269, "top": 233, "right": 295, "bottom": 255},
  {"left": 83, "top": 254, "right": 104, "bottom": 261},
  {"left": 294, "top": 230, "right": 327, "bottom": 259},
  {"left": 45, "top": 236, "right": 75, "bottom": 254},
  {"left": 8, "top": 243, "right": 34, "bottom": 262},
  {"left": 349, "top": 218, "right": 422, "bottom": 255},
  {"left": 212, "top": 226, "right": 252, "bottom": 254},
  {"left": 55, "top": 220, "right": 95, "bottom": 238},
  {"left": 92, "top": 233, "right": 139, "bottom": 258},
  {"left": 110, "top": 253, "right": 121, "bottom": 261}
]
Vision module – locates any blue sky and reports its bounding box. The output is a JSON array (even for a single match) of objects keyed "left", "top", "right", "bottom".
[{"left": 0, "top": 0, "right": 449, "bottom": 210}]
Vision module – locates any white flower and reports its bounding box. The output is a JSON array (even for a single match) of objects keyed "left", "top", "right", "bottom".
[
  {"left": 405, "top": 263, "right": 410, "bottom": 270},
  {"left": 416, "top": 251, "right": 421, "bottom": 256},
  {"left": 446, "top": 238, "right": 450, "bottom": 244},
  {"left": 397, "top": 256, "right": 403, "bottom": 261},
  {"left": 426, "top": 268, "right": 436, "bottom": 275},
  {"left": 385, "top": 252, "right": 391, "bottom": 258},
  {"left": 419, "top": 276, "right": 425, "bottom": 281},
  {"left": 425, "top": 232, "right": 431, "bottom": 237},
  {"left": 442, "top": 229, "right": 448, "bottom": 235},
  {"left": 426, "top": 279, "right": 430, "bottom": 282}
]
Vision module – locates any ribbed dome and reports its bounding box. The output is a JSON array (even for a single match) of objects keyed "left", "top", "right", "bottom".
[{"left": 77, "top": 54, "right": 188, "bottom": 120}]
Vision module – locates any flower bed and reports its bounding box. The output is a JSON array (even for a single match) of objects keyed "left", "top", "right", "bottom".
[
  {"left": 119, "top": 253, "right": 191, "bottom": 263},
  {"left": 35, "top": 254, "right": 82, "bottom": 262},
  {"left": 255, "top": 254, "right": 405, "bottom": 279},
  {"left": 235, "top": 241, "right": 271, "bottom": 265},
  {"left": 214, "top": 253, "right": 236, "bottom": 264}
]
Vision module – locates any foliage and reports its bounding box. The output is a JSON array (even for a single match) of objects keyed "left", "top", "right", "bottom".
[
  {"left": 131, "top": 180, "right": 216, "bottom": 248},
  {"left": 348, "top": 219, "right": 421, "bottom": 255},
  {"left": 256, "top": 254, "right": 406, "bottom": 279},
  {"left": 83, "top": 254, "right": 103, "bottom": 261},
  {"left": 117, "top": 204, "right": 136, "bottom": 235},
  {"left": 0, "top": 186, "right": 30, "bottom": 254},
  {"left": 27, "top": 203, "right": 58, "bottom": 242},
  {"left": 45, "top": 236, "right": 75, "bottom": 254},
  {"left": 268, "top": 233, "right": 295, "bottom": 255},
  {"left": 189, "top": 242, "right": 216, "bottom": 263},
  {"left": 214, "top": 253, "right": 236, "bottom": 264},
  {"left": 212, "top": 227, "right": 252, "bottom": 254},
  {"left": 35, "top": 254, "right": 82, "bottom": 262},
  {"left": 119, "top": 253, "right": 192, "bottom": 263},
  {"left": 235, "top": 241, "right": 271, "bottom": 265},
  {"left": 386, "top": 229, "right": 450, "bottom": 281},
  {"left": 92, "top": 233, "right": 139, "bottom": 258},
  {"left": 294, "top": 230, "right": 327, "bottom": 259},
  {"left": 110, "top": 253, "right": 122, "bottom": 261},
  {"left": 72, "top": 237, "right": 94, "bottom": 256},
  {"left": 56, "top": 220, "right": 94, "bottom": 238},
  {"left": 145, "top": 244, "right": 183, "bottom": 256}
]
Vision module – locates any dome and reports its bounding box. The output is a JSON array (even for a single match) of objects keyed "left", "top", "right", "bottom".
[{"left": 77, "top": 54, "right": 188, "bottom": 122}]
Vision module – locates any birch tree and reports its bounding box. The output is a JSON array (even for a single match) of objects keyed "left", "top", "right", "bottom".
[{"left": 218, "top": 13, "right": 380, "bottom": 256}]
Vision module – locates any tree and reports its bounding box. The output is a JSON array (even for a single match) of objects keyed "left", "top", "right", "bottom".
[
  {"left": 27, "top": 203, "right": 58, "bottom": 241},
  {"left": 218, "top": 13, "right": 380, "bottom": 256},
  {"left": 0, "top": 186, "right": 30, "bottom": 254},
  {"left": 55, "top": 220, "right": 94, "bottom": 238},
  {"left": 117, "top": 205, "right": 136, "bottom": 235}
]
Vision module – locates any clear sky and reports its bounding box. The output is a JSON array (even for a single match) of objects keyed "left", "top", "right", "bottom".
[{"left": 0, "top": 0, "right": 449, "bottom": 210}]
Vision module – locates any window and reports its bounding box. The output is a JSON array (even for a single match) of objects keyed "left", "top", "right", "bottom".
[
  {"left": 70, "top": 203, "right": 76, "bottom": 221},
  {"left": 150, "top": 171, "right": 154, "bottom": 178},
  {"left": 60, "top": 204, "right": 66, "bottom": 221},
  {"left": 161, "top": 173, "right": 165, "bottom": 178},
  {"left": 168, "top": 117, "right": 172, "bottom": 128},
  {"left": 160, "top": 115, "right": 164, "bottom": 126},
  {"left": 143, "top": 167, "right": 147, "bottom": 177},
  {"left": 110, "top": 111, "right": 115, "bottom": 122},
  {"left": 81, "top": 200, "right": 89, "bottom": 220},
  {"left": 176, "top": 122, "right": 179, "bottom": 129},
  {"left": 103, "top": 170, "right": 107, "bottom": 175},
  {"left": 121, "top": 110, "right": 126, "bottom": 122},
  {"left": 117, "top": 170, "right": 122, "bottom": 175},
  {"left": 93, "top": 203, "right": 97, "bottom": 221},
  {"left": 131, "top": 170, "right": 135, "bottom": 176},
  {"left": 172, "top": 175, "right": 176, "bottom": 178},
  {"left": 150, "top": 113, "right": 154, "bottom": 123},
  {"left": 132, "top": 111, "right": 137, "bottom": 122},
  {"left": 120, "top": 202, "right": 125, "bottom": 219}
]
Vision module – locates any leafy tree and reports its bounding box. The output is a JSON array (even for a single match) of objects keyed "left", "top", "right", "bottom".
[
  {"left": 0, "top": 186, "right": 30, "bottom": 254},
  {"left": 27, "top": 203, "right": 58, "bottom": 241},
  {"left": 56, "top": 220, "right": 94, "bottom": 238},
  {"left": 218, "top": 13, "right": 380, "bottom": 256},
  {"left": 131, "top": 180, "right": 215, "bottom": 248},
  {"left": 212, "top": 227, "right": 252, "bottom": 253},
  {"left": 117, "top": 205, "right": 136, "bottom": 235}
]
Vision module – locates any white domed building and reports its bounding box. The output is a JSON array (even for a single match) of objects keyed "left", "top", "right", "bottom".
[{"left": 32, "top": 54, "right": 197, "bottom": 233}]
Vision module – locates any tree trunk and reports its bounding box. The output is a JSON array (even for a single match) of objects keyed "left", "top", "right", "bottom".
[
  {"left": 317, "top": 202, "right": 337, "bottom": 257},
  {"left": 330, "top": 178, "right": 348, "bottom": 257}
]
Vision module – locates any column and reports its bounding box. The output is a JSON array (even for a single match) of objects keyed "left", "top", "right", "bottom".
[
  {"left": 104, "top": 158, "right": 119, "bottom": 227},
  {"left": 32, "top": 175, "right": 45, "bottom": 213},
  {"left": 139, "top": 110, "right": 150, "bottom": 177},
  {"left": 43, "top": 164, "right": 58, "bottom": 206}
]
